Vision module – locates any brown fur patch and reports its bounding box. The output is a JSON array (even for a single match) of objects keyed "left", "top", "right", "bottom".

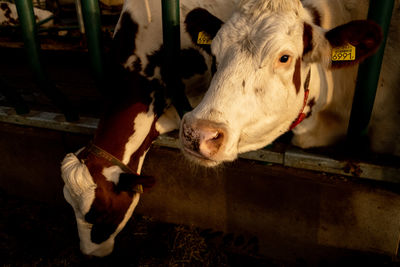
[
  {"left": 303, "top": 3, "right": 321, "bottom": 26},
  {"left": 83, "top": 155, "right": 135, "bottom": 244},
  {"left": 303, "top": 22, "right": 313, "bottom": 56},
  {"left": 127, "top": 118, "right": 159, "bottom": 171},
  {"left": 293, "top": 58, "right": 301, "bottom": 94},
  {"left": 306, "top": 97, "right": 316, "bottom": 118},
  {"left": 94, "top": 101, "right": 150, "bottom": 161},
  {"left": 304, "top": 69, "right": 311, "bottom": 91}
]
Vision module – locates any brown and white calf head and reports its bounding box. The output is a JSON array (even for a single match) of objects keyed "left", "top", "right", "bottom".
[
  {"left": 180, "top": 0, "right": 382, "bottom": 166},
  {"left": 61, "top": 147, "right": 155, "bottom": 257}
]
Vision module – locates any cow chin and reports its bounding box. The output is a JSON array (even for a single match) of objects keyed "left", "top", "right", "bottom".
[
  {"left": 181, "top": 146, "right": 223, "bottom": 167},
  {"left": 77, "top": 219, "right": 115, "bottom": 257},
  {"left": 180, "top": 140, "right": 239, "bottom": 167}
]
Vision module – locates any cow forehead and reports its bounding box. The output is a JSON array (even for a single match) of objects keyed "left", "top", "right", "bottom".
[
  {"left": 239, "top": 0, "right": 302, "bottom": 15},
  {"left": 212, "top": 11, "right": 304, "bottom": 62}
]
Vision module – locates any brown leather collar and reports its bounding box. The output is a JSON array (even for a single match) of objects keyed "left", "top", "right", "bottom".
[{"left": 78, "top": 142, "right": 144, "bottom": 194}]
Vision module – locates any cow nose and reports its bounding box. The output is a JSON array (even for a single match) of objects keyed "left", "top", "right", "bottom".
[{"left": 181, "top": 119, "right": 226, "bottom": 158}]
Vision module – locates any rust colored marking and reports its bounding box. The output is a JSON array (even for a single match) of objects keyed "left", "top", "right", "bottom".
[
  {"left": 293, "top": 58, "right": 301, "bottom": 94},
  {"left": 304, "top": 69, "right": 311, "bottom": 91},
  {"left": 303, "top": 22, "right": 313, "bottom": 56},
  {"left": 306, "top": 97, "right": 315, "bottom": 118},
  {"left": 127, "top": 117, "right": 159, "bottom": 171},
  {"left": 303, "top": 3, "right": 321, "bottom": 26}
]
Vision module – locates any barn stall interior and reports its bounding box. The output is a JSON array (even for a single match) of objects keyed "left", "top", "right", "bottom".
[{"left": 0, "top": 0, "right": 400, "bottom": 265}]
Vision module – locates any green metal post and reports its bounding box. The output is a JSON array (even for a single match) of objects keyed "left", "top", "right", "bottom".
[
  {"left": 161, "top": 0, "right": 192, "bottom": 117},
  {"left": 347, "top": 0, "right": 395, "bottom": 143},
  {"left": 80, "top": 0, "right": 104, "bottom": 86},
  {"left": 14, "top": 0, "right": 78, "bottom": 121},
  {"left": 14, "top": 0, "right": 46, "bottom": 83}
]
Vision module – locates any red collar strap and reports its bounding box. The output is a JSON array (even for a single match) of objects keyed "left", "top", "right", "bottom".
[{"left": 289, "top": 69, "right": 311, "bottom": 131}]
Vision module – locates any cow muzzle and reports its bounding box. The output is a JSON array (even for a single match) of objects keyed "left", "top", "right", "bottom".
[{"left": 180, "top": 116, "right": 229, "bottom": 166}]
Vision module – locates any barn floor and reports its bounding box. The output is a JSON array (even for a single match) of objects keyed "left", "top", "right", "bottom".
[
  {"left": 0, "top": 189, "right": 283, "bottom": 267},
  {"left": 2, "top": 188, "right": 399, "bottom": 267}
]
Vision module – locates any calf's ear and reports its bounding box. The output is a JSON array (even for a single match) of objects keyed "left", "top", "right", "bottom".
[
  {"left": 326, "top": 20, "right": 383, "bottom": 68},
  {"left": 118, "top": 173, "right": 155, "bottom": 193},
  {"left": 184, "top": 8, "right": 224, "bottom": 54}
]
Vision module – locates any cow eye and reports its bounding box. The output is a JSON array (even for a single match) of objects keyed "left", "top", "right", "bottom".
[{"left": 280, "top": 55, "right": 290, "bottom": 63}]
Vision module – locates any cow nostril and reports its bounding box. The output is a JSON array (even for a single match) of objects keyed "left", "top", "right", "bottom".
[
  {"left": 211, "top": 131, "right": 220, "bottom": 140},
  {"left": 181, "top": 123, "right": 201, "bottom": 152},
  {"left": 199, "top": 130, "right": 224, "bottom": 157},
  {"left": 211, "top": 131, "right": 223, "bottom": 142},
  {"left": 181, "top": 119, "right": 227, "bottom": 159}
]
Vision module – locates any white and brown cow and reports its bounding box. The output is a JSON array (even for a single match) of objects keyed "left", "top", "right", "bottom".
[
  {"left": 180, "top": 0, "right": 400, "bottom": 166},
  {"left": 61, "top": 0, "right": 399, "bottom": 257},
  {"left": 61, "top": 0, "right": 228, "bottom": 257}
]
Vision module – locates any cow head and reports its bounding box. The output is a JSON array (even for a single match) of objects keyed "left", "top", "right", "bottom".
[
  {"left": 62, "top": 149, "right": 155, "bottom": 257},
  {"left": 180, "top": 0, "right": 382, "bottom": 166}
]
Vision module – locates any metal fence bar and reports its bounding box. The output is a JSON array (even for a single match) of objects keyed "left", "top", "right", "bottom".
[
  {"left": 14, "top": 0, "right": 78, "bottom": 121},
  {"left": 161, "top": 0, "right": 192, "bottom": 117},
  {"left": 347, "top": 0, "right": 395, "bottom": 144},
  {"left": 80, "top": 0, "right": 104, "bottom": 86},
  {"left": 14, "top": 0, "right": 46, "bottom": 84}
]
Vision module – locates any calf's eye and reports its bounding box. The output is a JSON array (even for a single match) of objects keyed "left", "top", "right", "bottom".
[{"left": 280, "top": 55, "right": 290, "bottom": 63}]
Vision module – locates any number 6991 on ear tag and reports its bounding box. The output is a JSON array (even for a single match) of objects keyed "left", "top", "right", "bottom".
[{"left": 332, "top": 44, "right": 356, "bottom": 61}]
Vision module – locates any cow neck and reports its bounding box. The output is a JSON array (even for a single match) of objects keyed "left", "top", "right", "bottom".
[
  {"left": 78, "top": 142, "right": 144, "bottom": 193},
  {"left": 289, "top": 68, "right": 311, "bottom": 130}
]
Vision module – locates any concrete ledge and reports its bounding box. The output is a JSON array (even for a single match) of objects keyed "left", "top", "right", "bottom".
[
  {"left": 285, "top": 148, "right": 400, "bottom": 183},
  {"left": 2, "top": 107, "right": 397, "bottom": 182},
  {"left": 140, "top": 146, "right": 400, "bottom": 262},
  {"left": 0, "top": 106, "right": 98, "bottom": 135}
]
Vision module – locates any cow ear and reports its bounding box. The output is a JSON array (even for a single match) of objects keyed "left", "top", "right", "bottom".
[
  {"left": 325, "top": 20, "right": 383, "bottom": 68},
  {"left": 117, "top": 173, "right": 155, "bottom": 193},
  {"left": 184, "top": 8, "right": 223, "bottom": 54}
]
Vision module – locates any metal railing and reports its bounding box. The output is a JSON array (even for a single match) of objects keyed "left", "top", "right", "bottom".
[{"left": 3, "top": 0, "right": 105, "bottom": 121}]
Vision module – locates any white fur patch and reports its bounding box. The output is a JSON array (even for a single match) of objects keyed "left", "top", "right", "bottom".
[
  {"left": 78, "top": 193, "right": 141, "bottom": 257},
  {"left": 156, "top": 105, "right": 180, "bottom": 134},
  {"left": 102, "top": 165, "right": 123, "bottom": 184},
  {"left": 122, "top": 101, "right": 155, "bottom": 165},
  {"left": 0, "top": 1, "right": 54, "bottom": 27},
  {"left": 61, "top": 152, "right": 96, "bottom": 215}
]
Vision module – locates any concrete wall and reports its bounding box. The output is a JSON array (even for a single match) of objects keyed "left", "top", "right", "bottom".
[{"left": 1, "top": 122, "right": 399, "bottom": 263}]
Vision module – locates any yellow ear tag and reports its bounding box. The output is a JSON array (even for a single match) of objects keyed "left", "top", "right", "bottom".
[
  {"left": 332, "top": 44, "right": 356, "bottom": 61},
  {"left": 197, "top": 31, "right": 212, "bottom": 45}
]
